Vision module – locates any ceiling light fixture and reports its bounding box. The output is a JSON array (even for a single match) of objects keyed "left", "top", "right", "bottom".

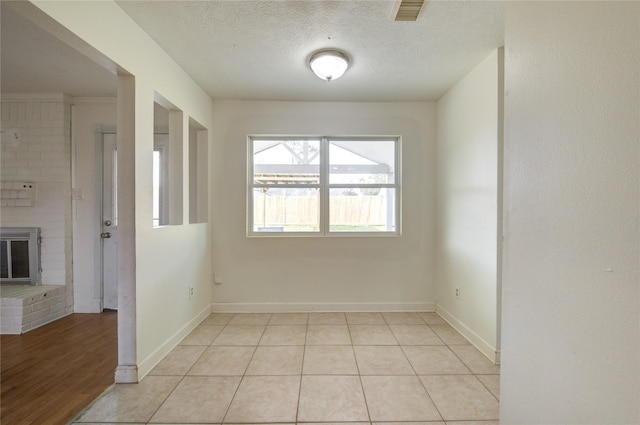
[{"left": 309, "top": 49, "right": 350, "bottom": 82}]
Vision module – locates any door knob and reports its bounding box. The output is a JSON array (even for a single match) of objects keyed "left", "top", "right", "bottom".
[
  {"left": 100, "top": 232, "right": 112, "bottom": 239},
  {"left": 104, "top": 220, "right": 112, "bottom": 227}
]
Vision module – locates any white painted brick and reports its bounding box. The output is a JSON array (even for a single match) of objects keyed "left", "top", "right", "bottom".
[
  {"left": 32, "top": 315, "right": 55, "bottom": 329},
  {"left": 17, "top": 102, "right": 26, "bottom": 119},
  {"left": 31, "top": 104, "right": 41, "bottom": 120},
  {"left": 15, "top": 120, "right": 33, "bottom": 129},
  {"left": 25, "top": 102, "right": 33, "bottom": 119},
  {"left": 43, "top": 151, "right": 64, "bottom": 160},
  {"left": 1, "top": 297, "right": 24, "bottom": 307},
  {"left": 14, "top": 199, "right": 32, "bottom": 207},
  {"left": 1, "top": 306, "right": 24, "bottom": 316},
  {"left": 1, "top": 315, "right": 24, "bottom": 326},
  {"left": 32, "top": 295, "right": 61, "bottom": 310},
  {"left": 17, "top": 150, "right": 40, "bottom": 160},
  {"left": 1, "top": 104, "right": 10, "bottom": 120},
  {"left": 22, "top": 307, "right": 51, "bottom": 323},
  {"left": 48, "top": 167, "right": 70, "bottom": 176},
  {"left": 10, "top": 102, "right": 18, "bottom": 119},
  {"left": 39, "top": 103, "right": 49, "bottom": 120},
  {"left": 6, "top": 160, "right": 28, "bottom": 169}
]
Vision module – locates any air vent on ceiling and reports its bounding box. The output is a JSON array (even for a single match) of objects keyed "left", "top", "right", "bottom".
[{"left": 391, "top": 0, "right": 427, "bottom": 21}]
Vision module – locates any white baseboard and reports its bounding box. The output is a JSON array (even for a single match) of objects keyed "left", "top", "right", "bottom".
[
  {"left": 210, "top": 302, "right": 436, "bottom": 313},
  {"left": 74, "top": 300, "right": 102, "bottom": 313},
  {"left": 137, "top": 305, "right": 212, "bottom": 380},
  {"left": 435, "top": 303, "right": 499, "bottom": 364}
]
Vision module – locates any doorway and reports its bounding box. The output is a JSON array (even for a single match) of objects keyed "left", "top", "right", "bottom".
[{"left": 99, "top": 131, "right": 118, "bottom": 311}]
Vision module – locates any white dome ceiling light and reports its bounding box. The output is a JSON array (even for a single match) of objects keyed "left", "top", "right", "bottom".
[{"left": 309, "top": 49, "right": 350, "bottom": 82}]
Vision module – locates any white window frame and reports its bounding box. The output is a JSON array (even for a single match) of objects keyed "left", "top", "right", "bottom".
[{"left": 247, "top": 135, "right": 401, "bottom": 237}]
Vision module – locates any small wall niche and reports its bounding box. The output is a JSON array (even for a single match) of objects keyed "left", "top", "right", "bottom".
[
  {"left": 153, "top": 94, "right": 183, "bottom": 227},
  {"left": 188, "top": 118, "right": 208, "bottom": 224}
]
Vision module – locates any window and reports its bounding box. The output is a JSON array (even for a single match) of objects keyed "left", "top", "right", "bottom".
[
  {"left": 248, "top": 136, "right": 400, "bottom": 236},
  {"left": 153, "top": 96, "right": 183, "bottom": 227},
  {"left": 188, "top": 118, "right": 209, "bottom": 224}
]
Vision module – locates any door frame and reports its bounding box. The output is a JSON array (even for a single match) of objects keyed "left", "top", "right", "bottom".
[{"left": 95, "top": 126, "right": 117, "bottom": 311}]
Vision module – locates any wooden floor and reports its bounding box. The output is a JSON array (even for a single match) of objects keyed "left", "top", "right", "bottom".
[{"left": 1, "top": 313, "right": 118, "bottom": 425}]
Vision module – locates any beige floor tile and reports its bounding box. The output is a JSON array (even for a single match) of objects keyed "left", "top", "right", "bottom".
[
  {"left": 179, "top": 325, "right": 224, "bottom": 345},
  {"left": 418, "top": 312, "right": 447, "bottom": 325},
  {"left": 382, "top": 312, "right": 424, "bottom": 324},
  {"left": 304, "top": 423, "right": 372, "bottom": 425},
  {"left": 306, "top": 325, "right": 352, "bottom": 345},
  {"left": 429, "top": 324, "right": 470, "bottom": 345},
  {"left": 268, "top": 312, "right": 308, "bottom": 325},
  {"left": 76, "top": 376, "right": 181, "bottom": 423},
  {"left": 402, "top": 346, "right": 471, "bottom": 375},
  {"left": 259, "top": 325, "right": 306, "bottom": 345},
  {"left": 298, "top": 375, "right": 369, "bottom": 422},
  {"left": 445, "top": 422, "right": 498, "bottom": 425},
  {"left": 448, "top": 345, "right": 500, "bottom": 374},
  {"left": 246, "top": 346, "right": 304, "bottom": 375},
  {"left": 303, "top": 345, "right": 359, "bottom": 375},
  {"left": 390, "top": 324, "right": 444, "bottom": 345},
  {"left": 308, "top": 312, "right": 347, "bottom": 324},
  {"left": 420, "top": 375, "right": 499, "bottom": 421},
  {"left": 349, "top": 325, "right": 397, "bottom": 345},
  {"left": 224, "top": 376, "right": 300, "bottom": 423},
  {"left": 188, "top": 346, "right": 255, "bottom": 376},
  {"left": 361, "top": 375, "right": 442, "bottom": 421},
  {"left": 149, "top": 345, "right": 206, "bottom": 376},
  {"left": 212, "top": 325, "right": 265, "bottom": 346},
  {"left": 202, "top": 313, "right": 236, "bottom": 325},
  {"left": 73, "top": 423, "right": 141, "bottom": 425},
  {"left": 354, "top": 346, "right": 414, "bottom": 375},
  {"left": 149, "top": 376, "right": 240, "bottom": 423},
  {"left": 228, "top": 313, "right": 272, "bottom": 325},
  {"left": 477, "top": 374, "right": 500, "bottom": 400},
  {"left": 378, "top": 422, "right": 445, "bottom": 425},
  {"left": 346, "top": 312, "right": 386, "bottom": 324}
]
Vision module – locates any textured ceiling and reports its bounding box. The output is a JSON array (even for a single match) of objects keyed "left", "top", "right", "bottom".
[
  {"left": 0, "top": 3, "right": 117, "bottom": 97},
  {"left": 116, "top": 0, "right": 504, "bottom": 101},
  {"left": 1, "top": 1, "right": 503, "bottom": 102}
]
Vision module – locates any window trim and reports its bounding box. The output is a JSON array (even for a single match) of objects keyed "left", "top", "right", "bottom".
[{"left": 247, "top": 135, "right": 401, "bottom": 237}]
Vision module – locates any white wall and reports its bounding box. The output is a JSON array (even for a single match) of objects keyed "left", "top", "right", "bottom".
[
  {"left": 435, "top": 49, "right": 503, "bottom": 362},
  {"left": 501, "top": 2, "right": 639, "bottom": 423},
  {"left": 1, "top": 94, "right": 74, "bottom": 311},
  {"left": 71, "top": 99, "right": 116, "bottom": 313},
  {"left": 212, "top": 100, "right": 436, "bottom": 311},
  {"left": 20, "top": 0, "right": 214, "bottom": 381}
]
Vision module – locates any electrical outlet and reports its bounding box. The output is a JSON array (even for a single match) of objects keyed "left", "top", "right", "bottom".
[
  {"left": 455, "top": 287, "right": 460, "bottom": 300},
  {"left": 213, "top": 272, "right": 222, "bottom": 285},
  {"left": 189, "top": 286, "right": 194, "bottom": 298}
]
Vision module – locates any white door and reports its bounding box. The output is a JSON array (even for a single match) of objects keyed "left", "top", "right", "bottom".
[{"left": 101, "top": 133, "right": 118, "bottom": 310}]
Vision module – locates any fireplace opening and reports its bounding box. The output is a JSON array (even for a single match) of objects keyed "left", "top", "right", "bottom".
[{"left": 0, "top": 227, "right": 41, "bottom": 285}]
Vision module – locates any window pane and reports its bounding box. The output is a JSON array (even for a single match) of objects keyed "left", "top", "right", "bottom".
[
  {"left": 10, "top": 240, "right": 30, "bottom": 278},
  {"left": 329, "top": 188, "right": 396, "bottom": 232},
  {"left": 329, "top": 140, "right": 395, "bottom": 185},
  {"left": 253, "top": 140, "right": 320, "bottom": 184},
  {"left": 252, "top": 187, "right": 319, "bottom": 232},
  {"left": 0, "top": 241, "right": 7, "bottom": 278}
]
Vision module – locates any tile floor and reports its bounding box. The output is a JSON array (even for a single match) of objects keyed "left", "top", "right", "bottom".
[{"left": 72, "top": 312, "right": 499, "bottom": 425}]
